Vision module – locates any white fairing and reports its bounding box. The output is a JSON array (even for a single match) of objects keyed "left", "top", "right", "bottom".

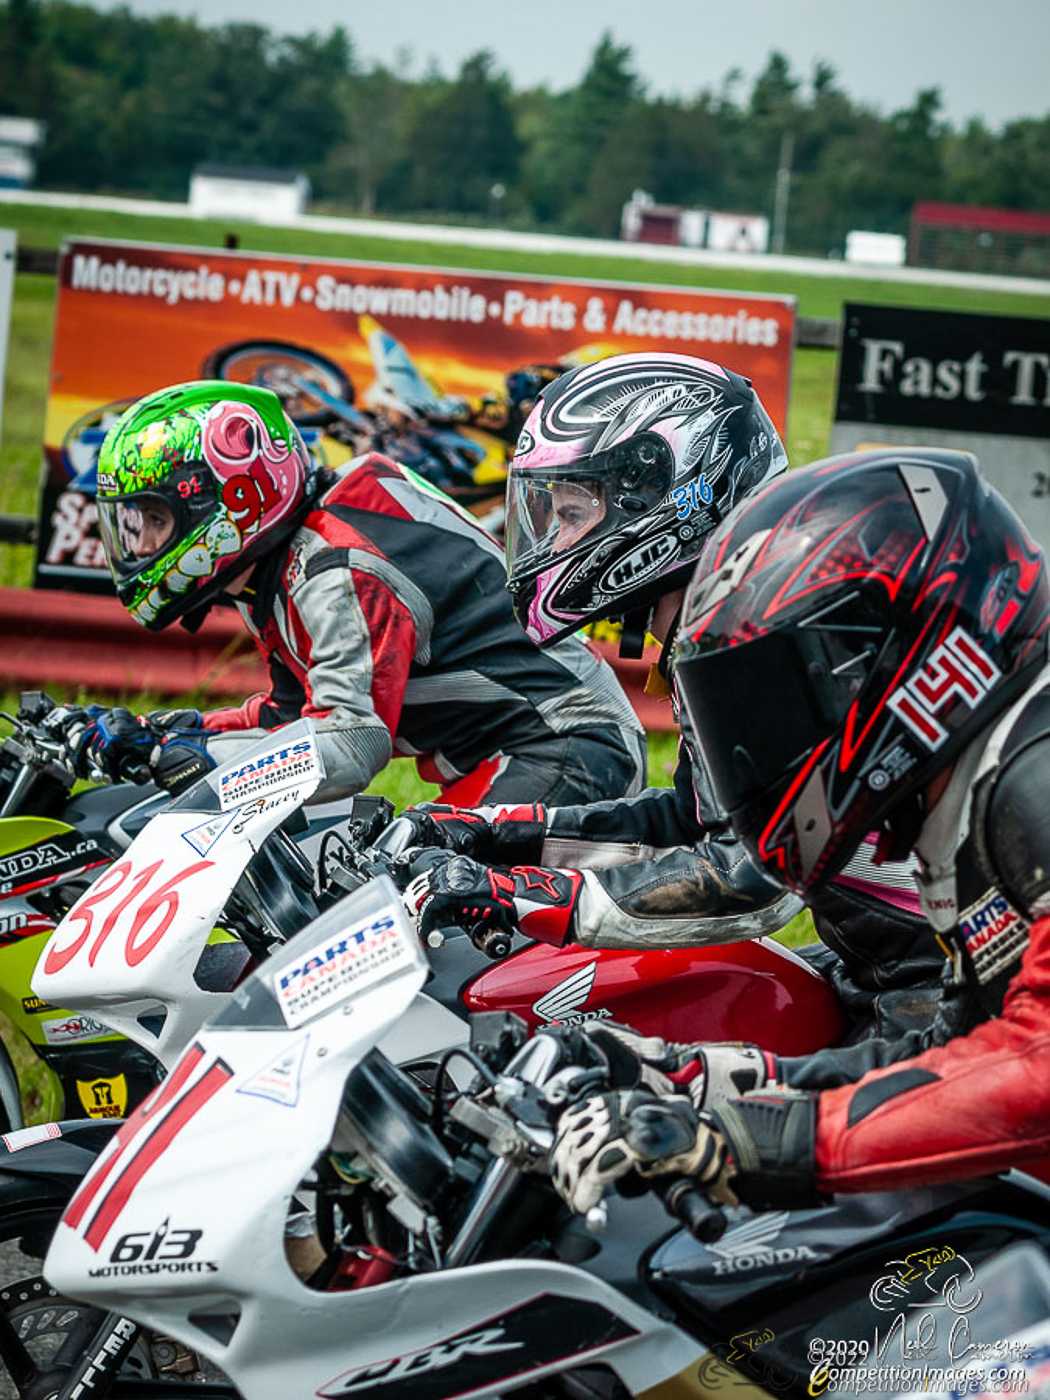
[
  {"left": 32, "top": 719, "right": 324, "bottom": 1068},
  {"left": 45, "top": 879, "right": 700, "bottom": 1400}
]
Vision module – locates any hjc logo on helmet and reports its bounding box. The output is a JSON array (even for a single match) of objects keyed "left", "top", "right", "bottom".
[{"left": 600, "top": 533, "right": 678, "bottom": 593}]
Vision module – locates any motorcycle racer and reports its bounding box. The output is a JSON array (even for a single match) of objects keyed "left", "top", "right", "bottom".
[
  {"left": 80, "top": 379, "right": 647, "bottom": 805},
  {"left": 549, "top": 448, "right": 1050, "bottom": 1211},
  {"left": 400, "top": 353, "right": 940, "bottom": 1041}
]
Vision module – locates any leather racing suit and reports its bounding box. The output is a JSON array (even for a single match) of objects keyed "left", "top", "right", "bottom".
[
  {"left": 722, "top": 665, "right": 1050, "bottom": 1198},
  {"left": 434, "top": 687, "right": 942, "bottom": 1042},
  {"left": 199, "top": 455, "right": 647, "bottom": 804}
]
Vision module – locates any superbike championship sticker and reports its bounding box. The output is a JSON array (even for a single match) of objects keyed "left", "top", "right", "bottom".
[
  {"left": 273, "top": 906, "right": 415, "bottom": 1028},
  {"left": 215, "top": 736, "right": 320, "bottom": 811}
]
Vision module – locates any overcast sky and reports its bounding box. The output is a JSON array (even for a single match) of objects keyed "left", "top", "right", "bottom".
[{"left": 95, "top": 0, "right": 1048, "bottom": 129}]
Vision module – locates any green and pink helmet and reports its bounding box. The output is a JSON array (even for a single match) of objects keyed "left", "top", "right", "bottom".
[{"left": 96, "top": 380, "right": 314, "bottom": 630}]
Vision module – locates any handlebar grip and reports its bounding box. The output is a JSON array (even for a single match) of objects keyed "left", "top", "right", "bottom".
[
  {"left": 657, "top": 1177, "right": 726, "bottom": 1243},
  {"left": 369, "top": 815, "right": 419, "bottom": 860},
  {"left": 117, "top": 756, "right": 152, "bottom": 784},
  {"left": 467, "top": 921, "right": 513, "bottom": 960}
]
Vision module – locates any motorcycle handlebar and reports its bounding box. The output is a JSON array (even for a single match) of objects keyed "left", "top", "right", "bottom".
[
  {"left": 466, "top": 921, "right": 513, "bottom": 960},
  {"left": 117, "top": 752, "right": 152, "bottom": 784},
  {"left": 656, "top": 1176, "right": 726, "bottom": 1243}
]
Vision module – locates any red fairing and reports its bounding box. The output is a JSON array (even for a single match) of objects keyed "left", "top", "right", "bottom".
[
  {"left": 464, "top": 938, "right": 846, "bottom": 1053},
  {"left": 814, "top": 916, "right": 1050, "bottom": 1193}
]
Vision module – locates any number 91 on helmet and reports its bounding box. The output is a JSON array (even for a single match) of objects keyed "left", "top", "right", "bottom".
[{"left": 95, "top": 379, "right": 315, "bottom": 631}]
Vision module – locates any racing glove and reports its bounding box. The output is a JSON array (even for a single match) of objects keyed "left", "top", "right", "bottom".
[
  {"left": 580, "top": 1023, "right": 776, "bottom": 1112},
  {"left": 393, "top": 804, "right": 548, "bottom": 865},
  {"left": 550, "top": 1088, "right": 738, "bottom": 1215},
  {"left": 69, "top": 705, "right": 155, "bottom": 782},
  {"left": 708, "top": 1091, "right": 823, "bottom": 1211},
  {"left": 148, "top": 724, "right": 216, "bottom": 795},
  {"left": 403, "top": 852, "right": 581, "bottom": 948}
]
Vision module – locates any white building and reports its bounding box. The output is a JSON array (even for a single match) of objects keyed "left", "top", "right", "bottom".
[
  {"left": 188, "top": 165, "right": 310, "bottom": 224},
  {"left": 0, "top": 116, "right": 46, "bottom": 188}
]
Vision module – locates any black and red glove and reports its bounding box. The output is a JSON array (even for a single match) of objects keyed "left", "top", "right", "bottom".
[
  {"left": 403, "top": 853, "right": 581, "bottom": 948},
  {"left": 394, "top": 803, "right": 548, "bottom": 865}
]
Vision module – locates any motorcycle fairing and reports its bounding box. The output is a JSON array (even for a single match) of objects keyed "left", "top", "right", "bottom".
[
  {"left": 647, "top": 1177, "right": 1050, "bottom": 1394},
  {"left": 33, "top": 719, "right": 324, "bottom": 1070},
  {"left": 44, "top": 879, "right": 704, "bottom": 1400},
  {"left": 0, "top": 817, "right": 108, "bottom": 899},
  {"left": 465, "top": 936, "right": 846, "bottom": 1054}
]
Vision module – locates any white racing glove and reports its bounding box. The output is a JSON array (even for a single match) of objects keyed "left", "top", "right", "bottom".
[
  {"left": 581, "top": 1022, "right": 775, "bottom": 1112},
  {"left": 550, "top": 1087, "right": 738, "bottom": 1215}
]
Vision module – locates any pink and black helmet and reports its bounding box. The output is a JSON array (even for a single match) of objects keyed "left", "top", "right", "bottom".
[{"left": 503, "top": 352, "right": 787, "bottom": 647}]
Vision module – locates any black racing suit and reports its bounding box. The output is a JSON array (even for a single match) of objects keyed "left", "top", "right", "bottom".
[
  {"left": 470, "top": 691, "right": 943, "bottom": 1041},
  {"left": 201, "top": 455, "right": 646, "bottom": 804}
]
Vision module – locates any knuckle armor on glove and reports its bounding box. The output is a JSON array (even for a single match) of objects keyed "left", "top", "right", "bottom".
[
  {"left": 578, "top": 1025, "right": 773, "bottom": 1109},
  {"left": 402, "top": 852, "right": 580, "bottom": 947},
  {"left": 149, "top": 729, "right": 216, "bottom": 794},
  {"left": 401, "top": 803, "right": 547, "bottom": 865},
  {"left": 71, "top": 706, "right": 154, "bottom": 781},
  {"left": 550, "top": 1087, "right": 736, "bottom": 1215},
  {"left": 687, "top": 1044, "right": 775, "bottom": 1113}
]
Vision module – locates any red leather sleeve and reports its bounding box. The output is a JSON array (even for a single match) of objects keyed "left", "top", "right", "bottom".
[
  {"left": 814, "top": 916, "right": 1050, "bottom": 1193},
  {"left": 201, "top": 694, "right": 268, "bottom": 732}
]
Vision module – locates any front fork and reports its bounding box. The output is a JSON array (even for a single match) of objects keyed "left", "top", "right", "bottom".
[
  {"left": 0, "top": 1036, "right": 23, "bottom": 1132},
  {"left": 52, "top": 1311, "right": 141, "bottom": 1400}
]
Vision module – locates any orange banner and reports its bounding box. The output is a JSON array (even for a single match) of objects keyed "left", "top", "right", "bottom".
[{"left": 36, "top": 237, "right": 795, "bottom": 588}]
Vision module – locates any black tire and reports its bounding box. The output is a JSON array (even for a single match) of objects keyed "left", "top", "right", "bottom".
[
  {"left": 201, "top": 340, "right": 353, "bottom": 426},
  {"left": 0, "top": 1201, "right": 240, "bottom": 1398}
]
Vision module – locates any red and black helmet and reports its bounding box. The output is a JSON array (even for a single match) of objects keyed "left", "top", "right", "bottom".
[{"left": 674, "top": 449, "right": 1049, "bottom": 894}]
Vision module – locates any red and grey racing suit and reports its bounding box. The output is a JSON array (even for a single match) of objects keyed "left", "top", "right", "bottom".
[
  {"left": 200, "top": 455, "right": 646, "bottom": 804},
  {"left": 713, "top": 667, "right": 1050, "bottom": 1203}
]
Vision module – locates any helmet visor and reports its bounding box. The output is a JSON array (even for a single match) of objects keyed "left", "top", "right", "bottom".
[
  {"left": 505, "top": 432, "right": 674, "bottom": 584},
  {"left": 675, "top": 610, "right": 885, "bottom": 820}
]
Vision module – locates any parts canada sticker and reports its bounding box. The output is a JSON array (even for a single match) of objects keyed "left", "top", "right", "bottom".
[
  {"left": 215, "top": 735, "right": 321, "bottom": 811},
  {"left": 958, "top": 888, "right": 1029, "bottom": 983},
  {"left": 273, "top": 906, "right": 415, "bottom": 1029}
]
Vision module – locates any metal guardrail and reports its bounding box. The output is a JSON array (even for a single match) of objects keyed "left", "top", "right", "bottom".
[
  {"left": 0, "top": 516, "right": 35, "bottom": 544},
  {"left": 0, "top": 586, "right": 675, "bottom": 728}
]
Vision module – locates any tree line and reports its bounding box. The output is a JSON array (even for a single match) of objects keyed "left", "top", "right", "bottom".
[{"left": 2, "top": 0, "right": 1048, "bottom": 255}]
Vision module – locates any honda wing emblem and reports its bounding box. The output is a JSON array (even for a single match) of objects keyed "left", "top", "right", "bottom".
[{"left": 531, "top": 961, "right": 605, "bottom": 1025}]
